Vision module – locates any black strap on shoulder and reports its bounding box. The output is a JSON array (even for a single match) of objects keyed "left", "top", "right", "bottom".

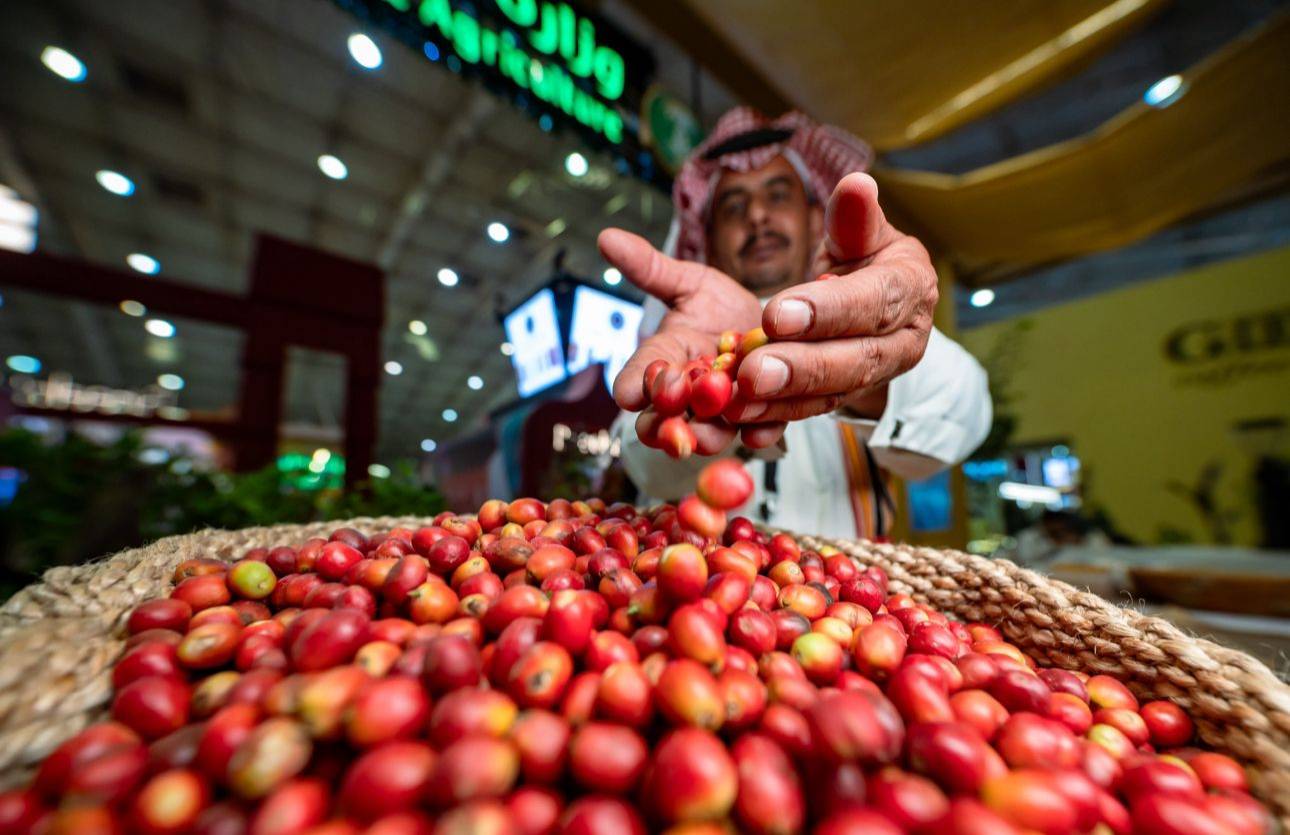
[
  {"left": 863, "top": 442, "right": 891, "bottom": 538},
  {"left": 759, "top": 460, "right": 779, "bottom": 523}
]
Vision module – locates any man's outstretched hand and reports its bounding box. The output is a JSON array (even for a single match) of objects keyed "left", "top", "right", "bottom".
[
  {"left": 725, "top": 173, "right": 939, "bottom": 425},
  {"left": 597, "top": 229, "right": 784, "bottom": 452},
  {"left": 600, "top": 172, "right": 938, "bottom": 453}
]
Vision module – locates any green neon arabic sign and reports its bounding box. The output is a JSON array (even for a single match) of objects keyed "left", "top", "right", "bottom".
[{"left": 382, "top": 0, "right": 627, "bottom": 143}]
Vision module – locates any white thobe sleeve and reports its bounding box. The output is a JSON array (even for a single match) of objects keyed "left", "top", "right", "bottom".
[{"left": 836, "top": 327, "right": 992, "bottom": 481}]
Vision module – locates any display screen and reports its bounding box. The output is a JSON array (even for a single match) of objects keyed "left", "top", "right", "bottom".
[
  {"left": 1042, "top": 454, "right": 1081, "bottom": 490},
  {"left": 503, "top": 288, "right": 567, "bottom": 398},
  {"left": 566, "top": 286, "right": 644, "bottom": 392}
]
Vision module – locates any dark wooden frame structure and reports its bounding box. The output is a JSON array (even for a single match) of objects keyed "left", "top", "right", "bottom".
[{"left": 0, "top": 235, "right": 385, "bottom": 488}]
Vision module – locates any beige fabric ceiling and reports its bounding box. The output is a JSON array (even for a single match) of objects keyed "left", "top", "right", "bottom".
[
  {"left": 677, "top": 0, "right": 1290, "bottom": 283},
  {"left": 681, "top": 0, "right": 1168, "bottom": 149},
  {"left": 876, "top": 11, "right": 1290, "bottom": 280}
]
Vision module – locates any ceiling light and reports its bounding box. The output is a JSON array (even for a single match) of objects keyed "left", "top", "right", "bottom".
[
  {"left": 145, "top": 318, "right": 175, "bottom": 338},
  {"left": 420, "top": 438, "right": 437, "bottom": 452},
  {"left": 347, "top": 33, "right": 382, "bottom": 70},
  {"left": 603, "top": 267, "right": 622, "bottom": 286},
  {"left": 318, "top": 154, "right": 348, "bottom": 180},
  {"left": 970, "top": 289, "right": 996, "bottom": 308},
  {"left": 437, "top": 267, "right": 459, "bottom": 287},
  {"left": 119, "top": 300, "right": 146, "bottom": 317},
  {"left": 565, "top": 152, "right": 589, "bottom": 177},
  {"left": 5, "top": 355, "right": 41, "bottom": 374},
  {"left": 487, "top": 222, "right": 510, "bottom": 243},
  {"left": 41, "top": 46, "right": 87, "bottom": 82},
  {"left": 0, "top": 224, "right": 36, "bottom": 253},
  {"left": 500, "top": 342, "right": 515, "bottom": 356},
  {"left": 368, "top": 463, "right": 391, "bottom": 479},
  {"left": 467, "top": 375, "right": 483, "bottom": 390},
  {"left": 1144, "top": 74, "right": 1185, "bottom": 108},
  {"left": 126, "top": 253, "right": 160, "bottom": 274},
  {"left": 0, "top": 190, "right": 37, "bottom": 226},
  {"left": 156, "top": 373, "right": 184, "bottom": 391},
  {"left": 442, "top": 408, "right": 458, "bottom": 422},
  {"left": 96, "top": 170, "right": 135, "bottom": 197},
  {"left": 408, "top": 319, "right": 428, "bottom": 335},
  {"left": 384, "top": 360, "right": 403, "bottom": 375}
]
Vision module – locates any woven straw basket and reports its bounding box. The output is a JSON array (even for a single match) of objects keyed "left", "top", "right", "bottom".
[{"left": 1, "top": 517, "right": 1287, "bottom": 827}]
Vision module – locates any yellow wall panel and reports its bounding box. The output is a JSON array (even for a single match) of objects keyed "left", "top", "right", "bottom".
[{"left": 960, "top": 246, "right": 1290, "bottom": 546}]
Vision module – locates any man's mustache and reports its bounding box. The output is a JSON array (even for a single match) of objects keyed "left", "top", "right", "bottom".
[{"left": 739, "top": 231, "right": 790, "bottom": 257}]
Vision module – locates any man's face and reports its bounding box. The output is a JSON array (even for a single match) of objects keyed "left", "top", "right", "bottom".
[{"left": 706, "top": 155, "right": 823, "bottom": 294}]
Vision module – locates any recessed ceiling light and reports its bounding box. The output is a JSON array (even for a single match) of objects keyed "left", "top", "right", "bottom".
[
  {"left": 96, "top": 170, "right": 135, "bottom": 197},
  {"left": 970, "top": 289, "right": 996, "bottom": 308},
  {"left": 442, "top": 408, "right": 458, "bottom": 422},
  {"left": 119, "top": 300, "right": 147, "bottom": 317},
  {"left": 145, "top": 318, "right": 176, "bottom": 338},
  {"left": 500, "top": 342, "right": 515, "bottom": 356},
  {"left": 41, "top": 46, "right": 86, "bottom": 82},
  {"left": 347, "top": 33, "right": 382, "bottom": 70},
  {"left": 318, "top": 154, "right": 348, "bottom": 180},
  {"left": 5, "top": 354, "right": 41, "bottom": 374},
  {"left": 0, "top": 190, "right": 37, "bottom": 226},
  {"left": 487, "top": 222, "right": 510, "bottom": 243},
  {"left": 126, "top": 253, "right": 160, "bottom": 275},
  {"left": 420, "top": 438, "right": 437, "bottom": 452},
  {"left": 437, "top": 267, "right": 459, "bottom": 287},
  {"left": 1144, "top": 74, "right": 1185, "bottom": 108},
  {"left": 565, "top": 152, "right": 589, "bottom": 177},
  {"left": 156, "top": 373, "right": 184, "bottom": 391},
  {"left": 408, "top": 319, "right": 428, "bottom": 335},
  {"left": 467, "top": 375, "right": 483, "bottom": 390},
  {"left": 0, "top": 224, "right": 36, "bottom": 253},
  {"left": 384, "top": 360, "right": 403, "bottom": 375},
  {"left": 603, "top": 267, "right": 622, "bottom": 286}
]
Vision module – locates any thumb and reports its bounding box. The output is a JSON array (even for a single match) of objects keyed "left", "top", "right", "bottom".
[
  {"left": 598, "top": 228, "right": 706, "bottom": 307},
  {"left": 823, "top": 172, "right": 893, "bottom": 262}
]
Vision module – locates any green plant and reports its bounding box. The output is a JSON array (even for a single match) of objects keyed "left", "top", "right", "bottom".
[{"left": 0, "top": 428, "right": 443, "bottom": 600}]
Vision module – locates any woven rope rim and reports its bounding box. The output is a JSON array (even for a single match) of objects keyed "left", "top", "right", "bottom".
[{"left": 0, "top": 518, "right": 1286, "bottom": 827}]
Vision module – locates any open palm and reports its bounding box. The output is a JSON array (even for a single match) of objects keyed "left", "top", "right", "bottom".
[
  {"left": 598, "top": 229, "right": 780, "bottom": 452},
  {"left": 599, "top": 229, "right": 761, "bottom": 410}
]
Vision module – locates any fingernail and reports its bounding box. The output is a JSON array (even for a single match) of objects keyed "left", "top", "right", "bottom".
[
  {"left": 751, "top": 356, "right": 789, "bottom": 396},
  {"left": 738, "top": 401, "right": 768, "bottom": 422},
  {"left": 773, "top": 299, "right": 812, "bottom": 336}
]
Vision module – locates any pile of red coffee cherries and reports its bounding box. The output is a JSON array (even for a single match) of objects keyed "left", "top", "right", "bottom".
[
  {"left": 0, "top": 460, "right": 1272, "bottom": 835},
  {"left": 635, "top": 327, "right": 771, "bottom": 458}
]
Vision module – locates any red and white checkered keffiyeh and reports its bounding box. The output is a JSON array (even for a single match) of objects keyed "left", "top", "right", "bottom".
[{"left": 665, "top": 108, "right": 874, "bottom": 264}]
